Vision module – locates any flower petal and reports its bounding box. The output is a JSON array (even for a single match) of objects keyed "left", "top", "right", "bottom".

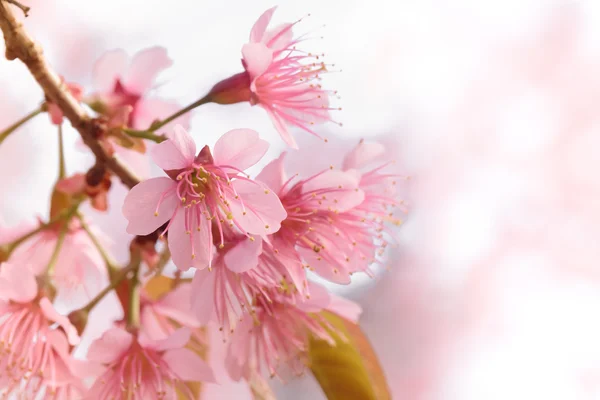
[
  {"left": 298, "top": 247, "right": 352, "bottom": 284},
  {"left": 342, "top": 140, "right": 386, "bottom": 170},
  {"left": 0, "top": 262, "right": 37, "bottom": 303},
  {"left": 242, "top": 43, "right": 273, "bottom": 80},
  {"left": 133, "top": 98, "right": 191, "bottom": 131},
  {"left": 40, "top": 297, "right": 81, "bottom": 345},
  {"left": 122, "top": 177, "right": 178, "bottom": 235},
  {"left": 168, "top": 207, "right": 212, "bottom": 271},
  {"left": 151, "top": 125, "right": 196, "bottom": 171},
  {"left": 163, "top": 348, "right": 217, "bottom": 383},
  {"left": 92, "top": 49, "right": 129, "bottom": 93},
  {"left": 224, "top": 237, "right": 262, "bottom": 273},
  {"left": 228, "top": 180, "right": 287, "bottom": 236},
  {"left": 263, "top": 106, "right": 298, "bottom": 149},
  {"left": 250, "top": 6, "right": 277, "bottom": 43},
  {"left": 87, "top": 327, "right": 133, "bottom": 364},
  {"left": 327, "top": 294, "right": 362, "bottom": 323},
  {"left": 255, "top": 152, "right": 287, "bottom": 194},
  {"left": 151, "top": 327, "right": 191, "bottom": 352},
  {"left": 124, "top": 46, "right": 173, "bottom": 94},
  {"left": 191, "top": 269, "right": 217, "bottom": 325},
  {"left": 263, "top": 23, "right": 294, "bottom": 50},
  {"left": 153, "top": 283, "right": 201, "bottom": 328},
  {"left": 213, "top": 128, "right": 269, "bottom": 171},
  {"left": 303, "top": 169, "right": 365, "bottom": 212}
]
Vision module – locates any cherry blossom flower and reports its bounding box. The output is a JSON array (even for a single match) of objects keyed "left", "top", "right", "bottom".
[
  {"left": 122, "top": 125, "right": 287, "bottom": 271},
  {"left": 87, "top": 47, "right": 190, "bottom": 132},
  {"left": 0, "top": 262, "right": 82, "bottom": 397},
  {"left": 209, "top": 6, "right": 339, "bottom": 148},
  {"left": 86, "top": 326, "right": 215, "bottom": 399},
  {"left": 225, "top": 282, "right": 361, "bottom": 380}
]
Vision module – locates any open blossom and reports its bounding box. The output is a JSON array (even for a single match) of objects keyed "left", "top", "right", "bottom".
[
  {"left": 225, "top": 282, "right": 361, "bottom": 380},
  {"left": 209, "top": 6, "right": 338, "bottom": 148},
  {"left": 87, "top": 327, "right": 215, "bottom": 399},
  {"left": 122, "top": 125, "right": 287, "bottom": 271},
  {"left": 88, "top": 47, "right": 190, "bottom": 131},
  {"left": 0, "top": 262, "right": 82, "bottom": 397}
]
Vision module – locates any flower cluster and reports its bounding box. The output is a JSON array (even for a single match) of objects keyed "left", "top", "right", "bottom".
[{"left": 0, "top": 4, "right": 405, "bottom": 398}]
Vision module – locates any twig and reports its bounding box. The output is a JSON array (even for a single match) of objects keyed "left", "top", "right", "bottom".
[
  {"left": 0, "top": 3, "right": 140, "bottom": 189},
  {"left": 0, "top": 107, "right": 41, "bottom": 145},
  {"left": 4, "top": 0, "right": 29, "bottom": 17}
]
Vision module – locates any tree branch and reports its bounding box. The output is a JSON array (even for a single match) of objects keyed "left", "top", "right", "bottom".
[{"left": 0, "top": 2, "right": 140, "bottom": 189}]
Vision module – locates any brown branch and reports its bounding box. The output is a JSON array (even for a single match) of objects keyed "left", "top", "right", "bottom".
[
  {"left": 0, "top": 2, "right": 140, "bottom": 188},
  {"left": 4, "top": 0, "right": 29, "bottom": 17}
]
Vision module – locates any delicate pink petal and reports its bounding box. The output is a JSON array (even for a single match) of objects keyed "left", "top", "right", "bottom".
[
  {"left": 87, "top": 327, "right": 133, "bottom": 364},
  {"left": 168, "top": 208, "right": 212, "bottom": 271},
  {"left": 151, "top": 125, "right": 196, "bottom": 171},
  {"left": 114, "top": 145, "right": 152, "bottom": 179},
  {"left": 0, "top": 219, "right": 36, "bottom": 245},
  {"left": 39, "top": 298, "right": 80, "bottom": 345},
  {"left": 327, "top": 294, "right": 362, "bottom": 323},
  {"left": 55, "top": 174, "right": 86, "bottom": 194},
  {"left": 48, "top": 103, "right": 64, "bottom": 125},
  {"left": 255, "top": 152, "right": 287, "bottom": 194},
  {"left": 263, "top": 23, "right": 294, "bottom": 51},
  {"left": 250, "top": 6, "right": 277, "bottom": 43},
  {"left": 92, "top": 49, "right": 129, "bottom": 92},
  {"left": 0, "top": 262, "right": 37, "bottom": 303},
  {"left": 303, "top": 169, "right": 365, "bottom": 212},
  {"left": 228, "top": 180, "right": 287, "bottom": 236},
  {"left": 263, "top": 106, "right": 298, "bottom": 149},
  {"left": 342, "top": 140, "right": 386, "bottom": 170},
  {"left": 213, "top": 128, "right": 269, "bottom": 171},
  {"left": 163, "top": 348, "right": 216, "bottom": 383},
  {"left": 191, "top": 269, "right": 217, "bottom": 324},
  {"left": 151, "top": 327, "right": 191, "bottom": 352},
  {"left": 242, "top": 43, "right": 274, "bottom": 80},
  {"left": 140, "top": 305, "right": 168, "bottom": 341},
  {"left": 154, "top": 283, "right": 200, "bottom": 327},
  {"left": 296, "top": 282, "right": 331, "bottom": 312},
  {"left": 298, "top": 247, "right": 352, "bottom": 284},
  {"left": 133, "top": 97, "right": 191, "bottom": 131},
  {"left": 123, "top": 177, "right": 178, "bottom": 235},
  {"left": 124, "top": 47, "right": 173, "bottom": 94},
  {"left": 224, "top": 237, "right": 262, "bottom": 273}
]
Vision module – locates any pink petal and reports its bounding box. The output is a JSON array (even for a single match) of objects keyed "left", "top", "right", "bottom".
[
  {"left": 151, "top": 327, "right": 191, "bottom": 352},
  {"left": 191, "top": 269, "right": 217, "bottom": 324},
  {"left": 298, "top": 247, "right": 352, "bottom": 284},
  {"left": 0, "top": 220, "right": 36, "bottom": 245},
  {"left": 242, "top": 43, "right": 274, "bottom": 80},
  {"left": 39, "top": 297, "right": 80, "bottom": 345},
  {"left": 87, "top": 327, "right": 133, "bottom": 364},
  {"left": 168, "top": 208, "right": 212, "bottom": 271},
  {"left": 342, "top": 140, "right": 386, "bottom": 170},
  {"left": 327, "top": 294, "right": 362, "bottom": 323},
  {"left": 163, "top": 348, "right": 216, "bottom": 383},
  {"left": 140, "top": 305, "right": 168, "bottom": 341},
  {"left": 228, "top": 180, "right": 287, "bottom": 236},
  {"left": 303, "top": 170, "right": 365, "bottom": 212},
  {"left": 151, "top": 125, "right": 196, "bottom": 171},
  {"left": 48, "top": 103, "right": 64, "bottom": 125},
  {"left": 263, "top": 106, "right": 298, "bottom": 149},
  {"left": 113, "top": 145, "right": 152, "bottom": 180},
  {"left": 255, "top": 152, "right": 287, "bottom": 194},
  {"left": 154, "top": 283, "right": 200, "bottom": 328},
  {"left": 122, "top": 177, "right": 178, "bottom": 235},
  {"left": 92, "top": 49, "right": 129, "bottom": 93},
  {"left": 249, "top": 6, "right": 277, "bottom": 43},
  {"left": 0, "top": 262, "right": 37, "bottom": 303},
  {"left": 263, "top": 23, "right": 294, "bottom": 51},
  {"left": 224, "top": 237, "right": 262, "bottom": 273},
  {"left": 133, "top": 97, "right": 191, "bottom": 131},
  {"left": 296, "top": 282, "right": 331, "bottom": 312},
  {"left": 124, "top": 46, "right": 173, "bottom": 94},
  {"left": 55, "top": 174, "right": 86, "bottom": 195},
  {"left": 213, "top": 128, "right": 269, "bottom": 171}
]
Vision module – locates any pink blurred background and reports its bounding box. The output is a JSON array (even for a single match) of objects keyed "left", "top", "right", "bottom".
[{"left": 1, "top": 1, "right": 600, "bottom": 399}]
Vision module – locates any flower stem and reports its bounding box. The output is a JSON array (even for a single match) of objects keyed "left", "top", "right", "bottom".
[
  {"left": 126, "top": 249, "right": 142, "bottom": 330},
  {"left": 57, "top": 124, "right": 65, "bottom": 179},
  {"left": 76, "top": 212, "right": 118, "bottom": 273},
  {"left": 79, "top": 262, "right": 137, "bottom": 314},
  {"left": 4, "top": 0, "right": 30, "bottom": 17},
  {"left": 147, "top": 94, "right": 212, "bottom": 132},
  {"left": 0, "top": 107, "right": 42, "bottom": 145},
  {"left": 46, "top": 219, "right": 68, "bottom": 276},
  {"left": 122, "top": 128, "right": 166, "bottom": 143}
]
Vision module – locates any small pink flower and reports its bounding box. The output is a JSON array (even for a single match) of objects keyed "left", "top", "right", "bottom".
[
  {"left": 88, "top": 47, "right": 190, "bottom": 131},
  {"left": 225, "top": 282, "right": 361, "bottom": 380},
  {"left": 86, "top": 326, "right": 215, "bottom": 398},
  {"left": 0, "top": 262, "right": 81, "bottom": 397},
  {"left": 122, "top": 125, "right": 287, "bottom": 271},
  {"left": 209, "top": 6, "right": 339, "bottom": 148},
  {"left": 48, "top": 78, "right": 84, "bottom": 125}
]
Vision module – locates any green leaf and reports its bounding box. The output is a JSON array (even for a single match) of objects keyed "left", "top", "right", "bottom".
[{"left": 308, "top": 312, "right": 391, "bottom": 400}]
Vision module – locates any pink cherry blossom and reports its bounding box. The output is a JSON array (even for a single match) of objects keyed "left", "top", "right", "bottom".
[
  {"left": 88, "top": 47, "right": 190, "bottom": 131},
  {"left": 122, "top": 125, "right": 287, "bottom": 271},
  {"left": 86, "top": 326, "right": 215, "bottom": 399},
  {"left": 209, "top": 6, "right": 339, "bottom": 148},
  {"left": 225, "top": 282, "right": 361, "bottom": 380},
  {"left": 0, "top": 262, "right": 82, "bottom": 397}
]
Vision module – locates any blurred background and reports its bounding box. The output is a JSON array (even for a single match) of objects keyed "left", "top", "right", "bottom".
[{"left": 1, "top": 0, "right": 600, "bottom": 398}]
